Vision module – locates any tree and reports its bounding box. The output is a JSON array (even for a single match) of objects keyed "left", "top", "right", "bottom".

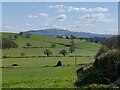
[
  {"left": 19, "top": 32, "right": 23, "bottom": 36},
  {"left": 25, "top": 42, "right": 31, "bottom": 48},
  {"left": 59, "top": 50, "right": 68, "bottom": 56},
  {"left": 69, "top": 46, "right": 75, "bottom": 53},
  {"left": 44, "top": 49, "right": 52, "bottom": 57},
  {"left": 51, "top": 43, "right": 56, "bottom": 48},
  {"left": 14, "top": 34, "right": 18, "bottom": 40},
  {"left": 66, "top": 36, "right": 70, "bottom": 39},
  {"left": 69, "top": 39, "right": 75, "bottom": 53},
  {"left": 70, "top": 35, "right": 75, "bottom": 39}
]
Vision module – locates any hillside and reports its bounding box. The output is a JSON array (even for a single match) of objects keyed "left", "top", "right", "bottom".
[
  {"left": 2, "top": 32, "right": 101, "bottom": 57},
  {"left": 2, "top": 32, "right": 101, "bottom": 88}
]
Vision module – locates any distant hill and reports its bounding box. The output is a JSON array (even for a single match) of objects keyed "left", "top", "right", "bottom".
[{"left": 23, "top": 28, "right": 112, "bottom": 38}]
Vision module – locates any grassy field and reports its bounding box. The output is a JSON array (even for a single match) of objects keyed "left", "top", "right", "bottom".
[{"left": 2, "top": 33, "right": 101, "bottom": 88}]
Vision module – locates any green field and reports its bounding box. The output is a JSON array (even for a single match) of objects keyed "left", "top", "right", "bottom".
[{"left": 2, "top": 33, "right": 101, "bottom": 88}]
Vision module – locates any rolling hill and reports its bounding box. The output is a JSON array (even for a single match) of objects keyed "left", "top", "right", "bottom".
[
  {"left": 2, "top": 32, "right": 101, "bottom": 57},
  {"left": 2, "top": 32, "right": 101, "bottom": 88},
  {"left": 23, "top": 28, "right": 112, "bottom": 38}
]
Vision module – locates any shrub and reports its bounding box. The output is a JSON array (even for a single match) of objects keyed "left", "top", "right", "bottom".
[{"left": 94, "top": 50, "right": 120, "bottom": 82}]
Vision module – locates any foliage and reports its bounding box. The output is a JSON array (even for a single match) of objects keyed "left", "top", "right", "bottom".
[
  {"left": 2, "top": 37, "right": 18, "bottom": 49},
  {"left": 59, "top": 50, "right": 68, "bottom": 56},
  {"left": 44, "top": 49, "right": 52, "bottom": 57},
  {"left": 25, "top": 42, "right": 32, "bottom": 48},
  {"left": 51, "top": 43, "right": 56, "bottom": 48},
  {"left": 76, "top": 35, "right": 120, "bottom": 87},
  {"left": 19, "top": 32, "right": 23, "bottom": 36},
  {"left": 94, "top": 50, "right": 120, "bottom": 82}
]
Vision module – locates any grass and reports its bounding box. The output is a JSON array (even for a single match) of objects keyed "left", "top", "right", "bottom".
[
  {"left": 3, "top": 66, "right": 78, "bottom": 88},
  {"left": 2, "top": 32, "right": 101, "bottom": 88},
  {"left": 2, "top": 57, "right": 95, "bottom": 88},
  {"left": 2, "top": 57, "right": 95, "bottom": 68}
]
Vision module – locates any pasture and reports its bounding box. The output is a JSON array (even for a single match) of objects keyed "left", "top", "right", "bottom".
[{"left": 2, "top": 33, "right": 101, "bottom": 88}]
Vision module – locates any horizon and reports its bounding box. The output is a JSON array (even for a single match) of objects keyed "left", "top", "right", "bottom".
[
  {"left": 2, "top": 2, "right": 118, "bottom": 35},
  {"left": 2, "top": 28, "right": 116, "bottom": 35}
]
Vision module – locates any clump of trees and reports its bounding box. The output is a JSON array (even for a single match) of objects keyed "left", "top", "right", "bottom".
[{"left": 2, "top": 37, "right": 18, "bottom": 49}]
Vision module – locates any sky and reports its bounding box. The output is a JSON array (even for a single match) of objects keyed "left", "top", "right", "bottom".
[{"left": 2, "top": 2, "right": 118, "bottom": 35}]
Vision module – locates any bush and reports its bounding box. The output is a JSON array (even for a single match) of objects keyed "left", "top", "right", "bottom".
[
  {"left": 94, "top": 50, "right": 120, "bottom": 82},
  {"left": 75, "top": 35, "right": 120, "bottom": 87},
  {"left": 76, "top": 50, "right": 120, "bottom": 86}
]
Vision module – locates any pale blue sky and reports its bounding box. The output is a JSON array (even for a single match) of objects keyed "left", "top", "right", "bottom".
[{"left": 2, "top": 2, "right": 118, "bottom": 34}]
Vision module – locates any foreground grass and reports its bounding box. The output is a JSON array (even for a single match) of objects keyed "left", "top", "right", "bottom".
[
  {"left": 2, "top": 57, "right": 94, "bottom": 88},
  {"left": 3, "top": 66, "right": 78, "bottom": 88}
]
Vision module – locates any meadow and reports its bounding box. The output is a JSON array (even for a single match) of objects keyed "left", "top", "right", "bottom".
[{"left": 2, "top": 33, "right": 101, "bottom": 88}]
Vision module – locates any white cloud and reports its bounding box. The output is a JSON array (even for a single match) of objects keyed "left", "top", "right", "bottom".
[
  {"left": 38, "top": 13, "right": 48, "bottom": 17},
  {"left": 28, "top": 13, "right": 48, "bottom": 19},
  {"left": 70, "top": 25, "right": 81, "bottom": 28},
  {"left": 68, "top": 7, "right": 108, "bottom": 12},
  {"left": 56, "top": 14, "right": 67, "bottom": 20},
  {"left": 81, "top": 13, "right": 112, "bottom": 23},
  {"left": 28, "top": 15, "right": 38, "bottom": 19},
  {"left": 92, "top": 7, "right": 108, "bottom": 12},
  {"left": 56, "top": 9, "right": 65, "bottom": 12},
  {"left": 48, "top": 4, "right": 64, "bottom": 9},
  {"left": 49, "top": 4, "right": 108, "bottom": 13}
]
